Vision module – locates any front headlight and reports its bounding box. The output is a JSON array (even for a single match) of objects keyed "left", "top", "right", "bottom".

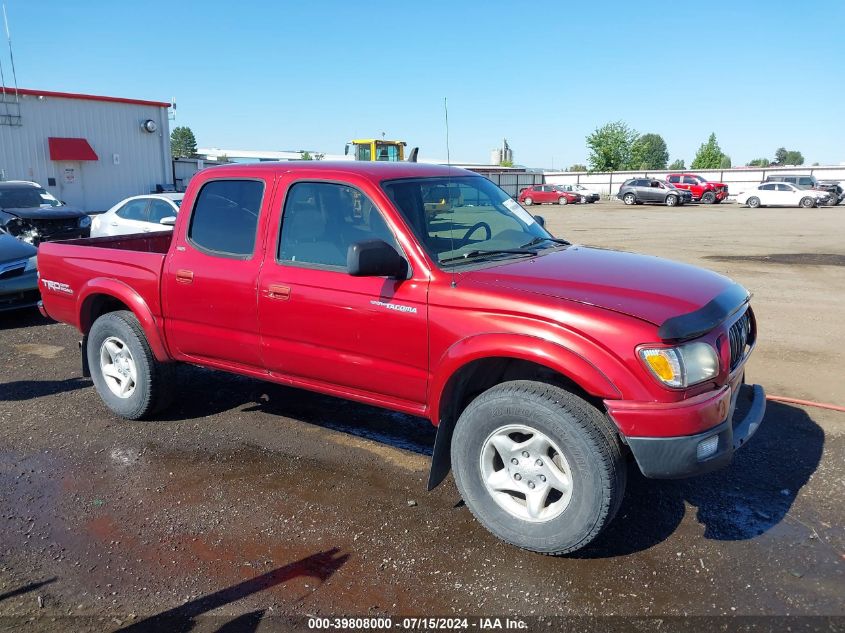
[
  {"left": 24, "top": 255, "right": 37, "bottom": 272},
  {"left": 79, "top": 215, "right": 92, "bottom": 228},
  {"left": 639, "top": 342, "right": 719, "bottom": 388}
]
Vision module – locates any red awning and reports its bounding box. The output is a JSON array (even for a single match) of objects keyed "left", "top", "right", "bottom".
[{"left": 48, "top": 137, "right": 98, "bottom": 161}]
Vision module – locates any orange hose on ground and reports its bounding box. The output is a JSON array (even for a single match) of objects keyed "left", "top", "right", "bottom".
[{"left": 766, "top": 395, "right": 845, "bottom": 413}]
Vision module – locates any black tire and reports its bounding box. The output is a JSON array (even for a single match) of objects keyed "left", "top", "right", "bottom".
[
  {"left": 87, "top": 310, "right": 175, "bottom": 420},
  {"left": 747, "top": 196, "right": 761, "bottom": 208},
  {"left": 799, "top": 196, "right": 816, "bottom": 209},
  {"left": 450, "top": 380, "right": 626, "bottom": 555},
  {"left": 665, "top": 194, "right": 678, "bottom": 207},
  {"left": 622, "top": 193, "right": 636, "bottom": 205},
  {"left": 701, "top": 191, "right": 716, "bottom": 204}
]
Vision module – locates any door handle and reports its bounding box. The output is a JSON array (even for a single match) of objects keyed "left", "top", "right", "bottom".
[
  {"left": 176, "top": 269, "right": 194, "bottom": 284},
  {"left": 267, "top": 284, "right": 291, "bottom": 300}
]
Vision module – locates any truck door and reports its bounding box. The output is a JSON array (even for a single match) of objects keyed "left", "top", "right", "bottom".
[
  {"left": 162, "top": 176, "right": 271, "bottom": 370},
  {"left": 257, "top": 179, "right": 429, "bottom": 407}
]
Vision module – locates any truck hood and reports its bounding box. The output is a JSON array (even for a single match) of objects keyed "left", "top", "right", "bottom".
[
  {"left": 463, "top": 246, "right": 737, "bottom": 327},
  {"left": 0, "top": 206, "right": 87, "bottom": 220}
]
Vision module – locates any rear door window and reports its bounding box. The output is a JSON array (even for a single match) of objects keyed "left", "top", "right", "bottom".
[
  {"left": 188, "top": 179, "right": 264, "bottom": 257},
  {"left": 668, "top": 175, "right": 680, "bottom": 183}
]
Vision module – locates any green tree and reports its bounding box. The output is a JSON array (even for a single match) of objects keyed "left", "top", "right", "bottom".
[
  {"left": 746, "top": 158, "right": 770, "bottom": 167},
  {"left": 668, "top": 158, "right": 685, "bottom": 170},
  {"left": 170, "top": 126, "right": 197, "bottom": 158},
  {"left": 300, "top": 150, "right": 313, "bottom": 160},
  {"left": 499, "top": 159, "right": 514, "bottom": 167},
  {"left": 586, "top": 121, "right": 638, "bottom": 172},
  {"left": 629, "top": 133, "right": 669, "bottom": 170},
  {"left": 568, "top": 163, "right": 588, "bottom": 172},
  {"left": 719, "top": 155, "right": 732, "bottom": 169},
  {"left": 773, "top": 147, "right": 804, "bottom": 166},
  {"left": 691, "top": 133, "right": 729, "bottom": 170}
]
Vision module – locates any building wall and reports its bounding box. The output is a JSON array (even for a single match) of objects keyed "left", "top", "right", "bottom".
[
  {"left": 544, "top": 166, "right": 845, "bottom": 197},
  {"left": 0, "top": 92, "right": 171, "bottom": 211}
]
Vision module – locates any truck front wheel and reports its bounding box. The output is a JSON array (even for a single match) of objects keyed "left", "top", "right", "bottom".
[
  {"left": 450, "top": 380, "right": 626, "bottom": 555},
  {"left": 87, "top": 310, "right": 175, "bottom": 420},
  {"left": 701, "top": 191, "right": 716, "bottom": 204}
]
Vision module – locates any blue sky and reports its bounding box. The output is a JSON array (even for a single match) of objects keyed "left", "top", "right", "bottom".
[{"left": 4, "top": 0, "right": 844, "bottom": 167}]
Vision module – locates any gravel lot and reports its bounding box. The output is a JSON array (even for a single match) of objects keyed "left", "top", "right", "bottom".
[{"left": 1, "top": 200, "right": 843, "bottom": 631}]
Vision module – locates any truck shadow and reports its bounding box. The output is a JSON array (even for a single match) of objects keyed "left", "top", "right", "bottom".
[
  {"left": 157, "top": 369, "right": 823, "bottom": 556},
  {"left": 159, "top": 366, "right": 437, "bottom": 455},
  {"left": 0, "top": 377, "right": 90, "bottom": 401},
  {"left": 0, "top": 308, "right": 51, "bottom": 331},
  {"left": 572, "top": 401, "right": 824, "bottom": 558}
]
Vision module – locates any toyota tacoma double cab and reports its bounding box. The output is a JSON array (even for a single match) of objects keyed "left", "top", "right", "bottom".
[
  {"left": 38, "top": 162, "right": 765, "bottom": 555},
  {"left": 667, "top": 173, "right": 729, "bottom": 204}
]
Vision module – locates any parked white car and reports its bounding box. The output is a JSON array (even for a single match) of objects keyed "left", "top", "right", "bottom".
[
  {"left": 555, "top": 183, "right": 601, "bottom": 203},
  {"left": 736, "top": 182, "right": 827, "bottom": 209},
  {"left": 91, "top": 194, "right": 183, "bottom": 237}
]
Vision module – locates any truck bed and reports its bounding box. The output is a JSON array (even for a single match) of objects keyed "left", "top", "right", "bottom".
[
  {"left": 38, "top": 231, "right": 173, "bottom": 330},
  {"left": 55, "top": 231, "right": 173, "bottom": 254}
]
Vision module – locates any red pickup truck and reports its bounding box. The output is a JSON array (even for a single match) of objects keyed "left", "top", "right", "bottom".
[
  {"left": 38, "top": 162, "right": 765, "bottom": 554},
  {"left": 666, "top": 173, "right": 729, "bottom": 204}
]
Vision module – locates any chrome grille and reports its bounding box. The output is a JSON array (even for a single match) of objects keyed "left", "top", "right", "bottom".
[{"left": 729, "top": 310, "right": 752, "bottom": 370}]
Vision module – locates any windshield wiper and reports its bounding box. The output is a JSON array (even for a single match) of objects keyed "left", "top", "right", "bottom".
[
  {"left": 520, "top": 236, "right": 570, "bottom": 249},
  {"left": 440, "top": 248, "right": 539, "bottom": 265}
]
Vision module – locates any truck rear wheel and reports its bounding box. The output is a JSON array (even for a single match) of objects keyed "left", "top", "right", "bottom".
[
  {"left": 450, "top": 380, "right": 626, "bottom": 555},
  {"left": 87, "top": 310, "right": 175, "bottom": 420}
]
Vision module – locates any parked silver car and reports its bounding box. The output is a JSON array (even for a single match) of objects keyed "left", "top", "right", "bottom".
[{"left": 617, "top": 178, "right": 693, "bottom": 207}]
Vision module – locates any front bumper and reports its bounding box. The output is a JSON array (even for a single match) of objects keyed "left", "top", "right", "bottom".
[
  {"left": 0, "top": 270, "right": 40, "bottom": 312},
  {"left": 615, "top": 383, "right": 766, "bottom": 478}
]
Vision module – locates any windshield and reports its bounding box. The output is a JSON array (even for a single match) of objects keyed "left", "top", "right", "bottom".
[
  {"left": 0, "top": 186, "right": 63, "bottom": 209},
  {"left": 383, "top": 176, "right": 556, "bottom": 267}
]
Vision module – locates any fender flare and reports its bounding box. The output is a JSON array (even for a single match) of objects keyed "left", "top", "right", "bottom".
[
  {"left": 76, "top": 277, "right": 170, "bottom": 362},
  {"left": 426, "top": 333, "right": 622, "bottom": 490}
]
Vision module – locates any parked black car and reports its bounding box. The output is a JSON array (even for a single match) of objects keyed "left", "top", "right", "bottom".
[
  {"left": 762, "top": 174, "right": 842, "bottom": 206},
  {"left": 617, "top": 178, "right": 693, "bottom": 207},
  {"left": 0, "top": 181, "right": 91, "bottom": 245},
  {"left": 0, "top": 227, "right": 39, "bottom": 311}
]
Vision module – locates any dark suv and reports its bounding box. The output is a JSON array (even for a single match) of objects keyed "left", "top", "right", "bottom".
[
  {"left": 0, "top": 181, "right": 91, "bottom": 245},
  {"left": 763, "top": 174, "right": 842, "bottom": 206},
  {"left": 617, "top": 178, "right": 693, "bottom": 207}
]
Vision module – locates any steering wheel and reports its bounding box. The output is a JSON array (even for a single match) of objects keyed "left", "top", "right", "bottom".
[{"left": 462, "top": 222, "right": 492, "bottom": 243}]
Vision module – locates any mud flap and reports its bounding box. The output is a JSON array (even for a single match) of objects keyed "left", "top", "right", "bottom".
[
  {"left": 79, "top": 336, "right": 90, "bottom": 378},
  {"left": 427, "top": 420, "right": 455, "bottom": 490}
]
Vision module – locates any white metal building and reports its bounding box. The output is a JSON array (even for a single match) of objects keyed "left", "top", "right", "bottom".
[{"left": 0, "top": 87, "right": 172, "bottom": 211}]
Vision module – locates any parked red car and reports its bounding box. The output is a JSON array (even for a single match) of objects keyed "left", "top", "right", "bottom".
[
  {"left": 518, "top": 185, "right": 580, "bottom": 206},
  {"left": 38, "top": 162, "right": 764, "bottom": 555},
  {"left": 667, "top": 173, "right": 729, "bottom": 204}
]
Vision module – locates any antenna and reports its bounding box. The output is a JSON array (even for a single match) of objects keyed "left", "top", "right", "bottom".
[
  {"left": 2, "top": 3, "right": 19, "bottom": 102},
  {"left": 444, "top": 97, "right": 451, "bottom": 166},
  {"left": 444, "top": 97, "right": 456, "bottom": 287}
]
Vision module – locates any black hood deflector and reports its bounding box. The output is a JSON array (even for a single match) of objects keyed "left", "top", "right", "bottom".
[{"left": 658, "top": 283, "right": 750, "bottom": 342}]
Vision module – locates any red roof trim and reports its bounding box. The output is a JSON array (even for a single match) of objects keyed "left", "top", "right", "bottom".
[
  {"left": 0, "top": 86, "right": 170, "bottom": 108},
  {"left": 48, "top": 137, "right": 99, "bottom": 161}
]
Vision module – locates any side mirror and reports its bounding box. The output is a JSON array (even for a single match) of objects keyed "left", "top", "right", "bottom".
[
  {"left": 159, "top": 216, "right": 177, "bottom": 226},
  {"left": 344, "top": 144, "right": 350, "bottom": 156},
  {"left": 347, "top": 239, "right": 408, "bottom": 279},
  {"left": 534, "top": 215, "right": 545, "bottom": 227}
]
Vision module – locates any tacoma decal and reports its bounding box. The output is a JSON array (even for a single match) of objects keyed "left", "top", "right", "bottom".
[{"left": 370, "top": 299, "right": 417, "bottom": 314}]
